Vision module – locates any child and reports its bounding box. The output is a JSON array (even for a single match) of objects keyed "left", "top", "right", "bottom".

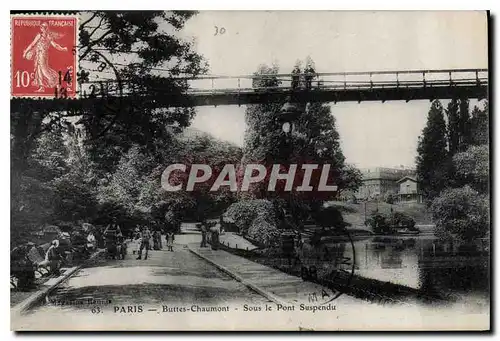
[{"left": 166, "top": 231, "right": 175, "bottom": 252}]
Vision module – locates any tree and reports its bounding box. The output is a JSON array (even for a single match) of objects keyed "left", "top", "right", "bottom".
[
  {"left": 11, "top": 127, "right": 71, "bottom": 245},
  {"left": 431, "top": 186, "right": 489, "bottom": 242},
  {"left": 243, "top": 61, "right": 347, "bottom": 198},
  {"left": 52, "top": 173, "right": 99, "bottom": 223},
  {"left": 416, "top": 100, "right": 451, "bottom": 201},
  {"left": 28, "top": 127, "right": 69, "bottom": 182},
  {"left": 135, "top": 130, "right": 242, "bottom": 225},
  {"left": 310, "top": 206, "right": 349, "bottom": 230},
  {"left": 446, "top": 98, "right": 474, "bottom": 155},
  {"left": 430, "top": 106, "right": 489, "bottom": 243},
  {"left": 453, "top": 145, "right": 489, "bottom": 194},
  {"left": 240, "top": 59, "right": 350, "bottom": 242},
  {"left": 335, "top": 164, "right": 363, "bottom": 198},
  {"left": 11, "top": 11, "right": 207, "bottom": 176},
  {"left": 458, "top": 98, "right": 471, "bottom": 152},
  {"left": 96, "top": 145, "right": 155, "bottom": 234},
  {"left": 383, "top": 190, "right": 397, "bottom": 204},
  {"left": 244, "top": 63, "right": 284, "bottom": 165},
  {"left": 50, "top": 126, "right": 101, "bottom": 224},
  {"left": 470, "top": 101, "right": 489, "bottom": 146},
  {"left": 225, "top": 199, "right": 280, "bottom": 246},
  {"left": 446, "top": 98, "right": 460, "bottom": 156},
  {"left": 391, "top": 211, "right": 417, "bottom": 230},
  {"left": 11, "top": 12, "right": 207, "bottom": 245},
  {"left": 365, "top": 212, "right": 394, "bottom": 235}
]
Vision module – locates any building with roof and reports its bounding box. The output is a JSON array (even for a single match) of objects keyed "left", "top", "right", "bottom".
[
  {"left": 397, "top": 176, "right": 422, "bottom": 203},
  {"left": 355, "top": 167, "right": 419, "bottom": 201}
]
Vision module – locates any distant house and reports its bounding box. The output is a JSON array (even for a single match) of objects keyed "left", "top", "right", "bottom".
[
  {"left": 355, "top": 167, "right": 416, "bottom": 200},
  {"left": 397, "top": 176, "right": 422, "bottom": 203}
]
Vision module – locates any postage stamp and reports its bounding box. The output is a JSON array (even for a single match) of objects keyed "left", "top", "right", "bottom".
[
  {"left": 9, "top": 10, "right": 489, "bottom": 332},
  {"left": 10, "top": 14, "right": 78, "bottom": 98}
]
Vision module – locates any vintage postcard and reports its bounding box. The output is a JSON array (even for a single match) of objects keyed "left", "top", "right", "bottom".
[{"left": 10, "top": 10, "right": 490, "bottom": 331}]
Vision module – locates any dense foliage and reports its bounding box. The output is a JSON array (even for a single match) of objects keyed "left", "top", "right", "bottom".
[
  {"left": 225, "top": 199, "right": 280, "bottom": 247},
  {"left": 240, "top": 60, "right": 361, "bottom": 238},
  {"left": 431, "top": 186, "right": 489, "bottom": 241},
  {"left": 11, "top": 11, "right": 210, "bottom": 245},
  {"left": 365, "top": 212, "right": 394, "bottom": 235},
  {"left": 416, "top": 100, "right": 451, "bottom": 201},
  {"left": 417, "top": 99, "right": 489, "bottom": 241},
  {"left": 365, "top": 211, "right": 417, "bottom": 235}
]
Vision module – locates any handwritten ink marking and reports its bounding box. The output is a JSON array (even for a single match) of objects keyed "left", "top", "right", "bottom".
[{"left": 214, "top": 26, "right": 226, "bottom": 36}]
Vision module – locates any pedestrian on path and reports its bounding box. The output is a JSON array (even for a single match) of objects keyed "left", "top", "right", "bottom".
[
  {"left": 86, "top": 231, "right": 97, "bottom": 251},
  {"left": 136, "top": 226, "right": 152, "bottom": 260},
  {"left": 132, "top": 227, "right": 141, "bottom": 255},
  {"left": 153, "top": 229, "right": 162, "bottom": 250},
  {"left": 45, "top": 240, "right": 63, "bottom": 276},
  {"left": 166, "top": 230, "right": 175, "bottom": 252},
  {"left": 200, "top": 221, "right": 208, "bottom": 248},
  {"left": 158, "top": 229, "right": 163, "bottom": 249},
  {"left": 210, "top": 218, "right": 221, "bottom": 250}
]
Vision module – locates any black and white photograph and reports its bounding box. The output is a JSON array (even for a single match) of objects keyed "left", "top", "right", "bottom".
[{"left": 9, "top": 10, "right": 490, "bottom": 331}]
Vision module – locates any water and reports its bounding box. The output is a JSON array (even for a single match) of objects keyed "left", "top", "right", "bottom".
[{"left": 328, "top": 235, "right": 490, "bottom": 302}]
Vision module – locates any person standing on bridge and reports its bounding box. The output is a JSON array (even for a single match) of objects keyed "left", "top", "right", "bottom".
[
  {"left": 304, "top": 57, "right": 316, "bottom": 90},
  {"left": 291, "top": 61, "right": 301, "bottom": 90}
]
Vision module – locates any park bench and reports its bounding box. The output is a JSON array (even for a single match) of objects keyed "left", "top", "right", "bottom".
[{"left": 10, "top": 242, "right": 56, "bottom": 290}]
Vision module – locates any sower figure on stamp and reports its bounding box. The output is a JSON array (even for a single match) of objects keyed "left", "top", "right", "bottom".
[
  {"left": 22, "top": 22, "right": 68, "bottom": 92},
  {"left": 136, "top": 226, "right": 152, "bottom": 260}
]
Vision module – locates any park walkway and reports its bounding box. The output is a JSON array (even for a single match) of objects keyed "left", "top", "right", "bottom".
[
  {"left": 219, "top": 232, "right": 258, "bottom": 251},
  {"left": 180, "top": 222, "right": 361, "bottom": 305},
  {"left": 187, "top": 244, "right": 362, "bottom": 306}
]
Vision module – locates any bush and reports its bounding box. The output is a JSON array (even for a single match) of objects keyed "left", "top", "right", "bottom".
[
  {"left": 225, "top": 199, "right": 279, "bottom": 246},
  {"left": 384, "top": 190, "right": 397, "bottom": 204},
  {"left": 365, "top": 212, "right": 394, "bottom": 234},
  {"left": 311, "top": 206, "right": 349, "bottom": 230},
  {"left": 391, "top": 211, "right": 417, "bottom": 230},
  {"left": 431, "top": 185, "right": 489, "bottom": 242},
  {"left": 247, "top": 215, "right": 280, "bottom": 248}
]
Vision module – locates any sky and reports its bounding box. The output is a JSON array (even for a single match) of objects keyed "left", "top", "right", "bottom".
[{"left": 177, "top": 11, "right": 488, "bottom": 169}]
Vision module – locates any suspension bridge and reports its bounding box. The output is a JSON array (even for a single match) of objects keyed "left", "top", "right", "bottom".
[
  {"left": 11, "top": 68, "right": 488, "bottom": 111},
  {"left": 185, "top": 68, "right": 488, "bottom": 105}
]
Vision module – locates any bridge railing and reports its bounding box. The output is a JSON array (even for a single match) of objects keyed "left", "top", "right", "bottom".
[
  {"left": 185, "top": 68, "right": 488, "bottom": 94},
  {"left": 78, "top": 69, "right": 487, "bottom": 97}
]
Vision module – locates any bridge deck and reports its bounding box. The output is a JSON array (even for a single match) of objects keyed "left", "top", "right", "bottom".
[{"left": 10, "top": 68, "right": 488, "bottom": 109}]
